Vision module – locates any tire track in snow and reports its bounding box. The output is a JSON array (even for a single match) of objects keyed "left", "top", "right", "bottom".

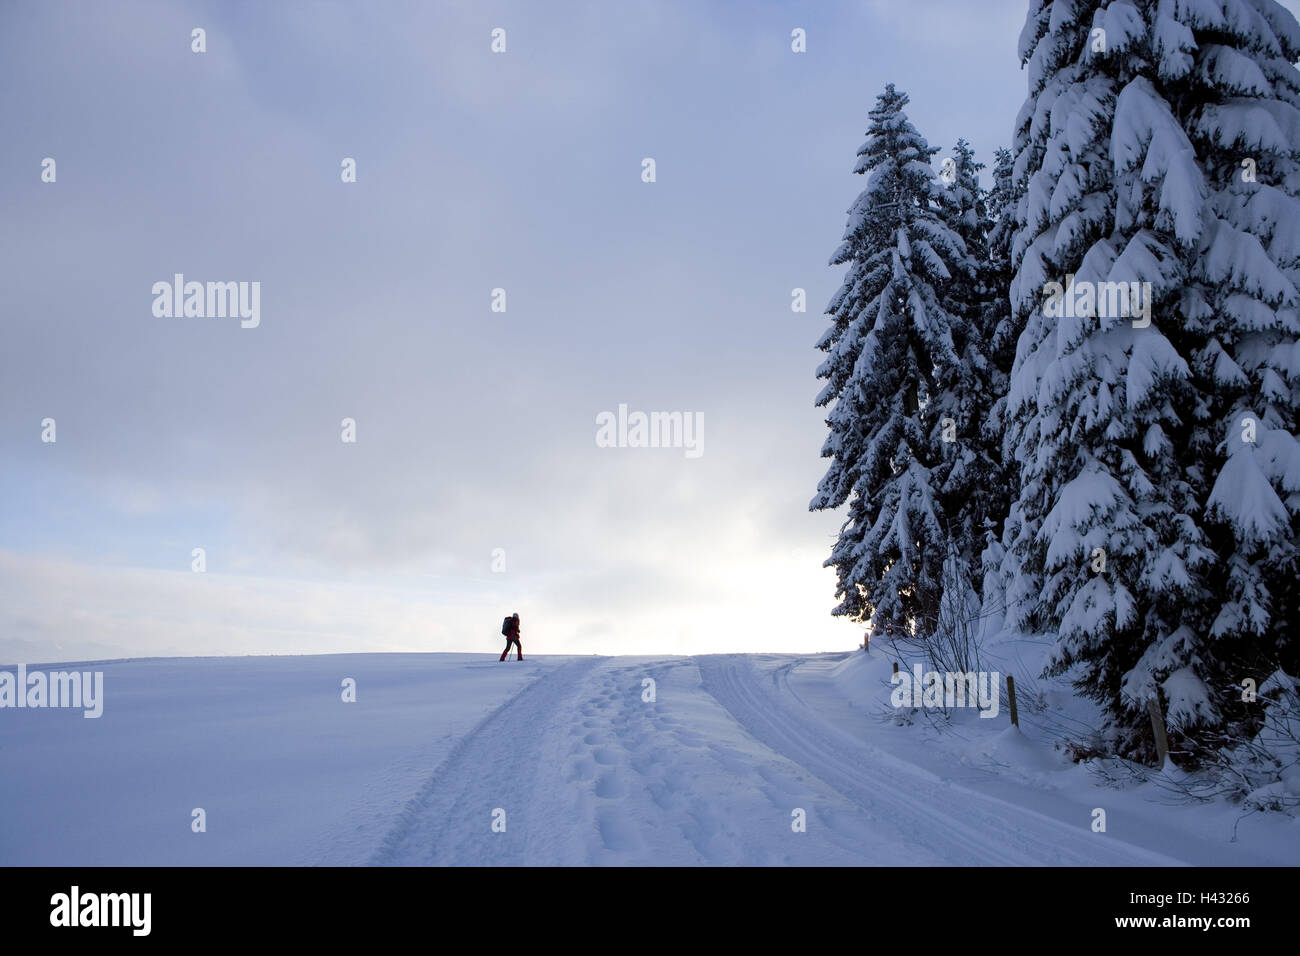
[
  {"left": 372, "top": 658, "right": 600, "bottom": 865},
  {"left": 697, "top": 654, "right": 1183, "bottom": 866}
]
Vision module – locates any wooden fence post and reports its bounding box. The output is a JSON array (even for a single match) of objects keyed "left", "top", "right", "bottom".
[
  {"left": 1006, "top": 674, "right": 1019, "bottom": 727},
  {"left": 1147, "top": 697, "right": 1169, "bottom": 767}
]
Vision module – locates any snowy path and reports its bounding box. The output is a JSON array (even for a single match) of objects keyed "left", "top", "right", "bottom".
[
  {"left": 374, "top": 654, "right": 1184, "bottom": 865},
  {"left": 376, "top": 656, "right": 907, "bottom": 864}
]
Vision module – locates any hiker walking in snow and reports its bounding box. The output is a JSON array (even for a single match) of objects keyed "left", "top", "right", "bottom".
[{"left": 499, "top": 612, "right": 523, "bottom": 661}]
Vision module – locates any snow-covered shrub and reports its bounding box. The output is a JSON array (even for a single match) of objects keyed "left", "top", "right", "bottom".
[{"left": 1205, "top": 670, "right": 1298, "bottom": 810}]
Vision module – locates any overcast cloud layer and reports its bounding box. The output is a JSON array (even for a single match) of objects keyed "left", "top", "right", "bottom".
[{"left": 1, "top": 1, "right": 1130, "bottom": 661}]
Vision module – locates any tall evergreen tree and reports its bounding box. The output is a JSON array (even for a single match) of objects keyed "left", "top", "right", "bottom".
[
  {"left": 812, "top": 85, "right": 970, "bottom": 631},
  {"left": 935, "top": 140, "right": 1001, "bottom": 592},
  {"left": 1143, "top": 0, "right": 1300, "bottom": 741},
  {"left": 1006, "top": 0, "right": 1300, "bottom": 760},
  {"left": 978, "top": 146, "right": 1021, "bottom": 628}
]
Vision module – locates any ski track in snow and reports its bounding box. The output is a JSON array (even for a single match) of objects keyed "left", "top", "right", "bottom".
[
  {"left": 696, "top": 655, "right": 1183, "bottom": 866},
  {"left": 373, "top": 658, "right": 601, "bottom": 865},
  {"left": 373, "top": 654, "right": 1186, "bottom": 865}
]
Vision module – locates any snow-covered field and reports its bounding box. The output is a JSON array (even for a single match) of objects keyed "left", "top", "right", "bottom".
[{"left": 2, "top": 650, "right": 1296, "bottom": 866}]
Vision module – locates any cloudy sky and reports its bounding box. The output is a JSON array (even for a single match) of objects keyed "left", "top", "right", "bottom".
[{"left": 0, "top": 0, "right": 1110, "bottom": 662}]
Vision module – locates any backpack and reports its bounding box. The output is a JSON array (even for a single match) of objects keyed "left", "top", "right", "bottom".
[{"left": 502, "top": 616, "right": 512, "bottom": 636}]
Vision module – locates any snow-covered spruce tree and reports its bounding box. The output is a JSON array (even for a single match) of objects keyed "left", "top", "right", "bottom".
[
  {"left": 1007, "top": 0, "right": 1300, "bottom": 762},
  {"left": 934, "top": 140, "right": 1005, "bottom": 601},
  {"left": 812, "top": 85, "right": 971, "bottom": 632},
  {"left": 977, "top": 146, "right": 1021, "bottom": 633},
  {"left": 1001, "top": 1, "right": 1103, "bottom": 644},
  {"left": 1157, "top": 0, "right": 1300, "bottom": 745}
]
